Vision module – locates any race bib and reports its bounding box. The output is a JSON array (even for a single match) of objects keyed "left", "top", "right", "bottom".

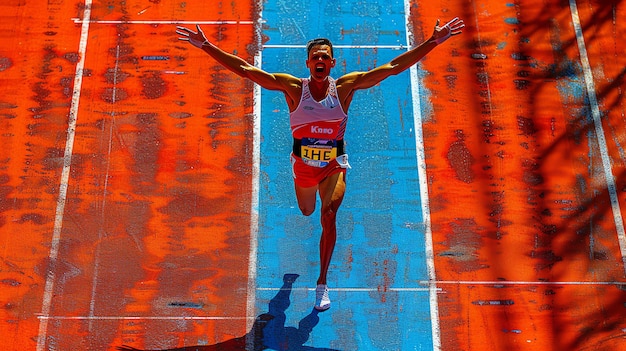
[{"left": 300, "top": 138, "right": 338, "bottom": 167}]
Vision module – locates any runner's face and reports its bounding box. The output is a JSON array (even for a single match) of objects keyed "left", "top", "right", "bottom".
[{"left": 306, "top": 45, "right": 335, "bottom": 81}]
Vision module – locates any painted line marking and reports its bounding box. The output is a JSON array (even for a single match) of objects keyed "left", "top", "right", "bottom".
[
  {"left": 38, "top": 316, "right": 252, "bottom": 321},
  {"left": 36, "top": 1, "right": 93, "bottom": 351},
  {"left": 569, "top": 0, "right": 626, "bottom": 274},
  {"left": 402, "top": 0, "right": 440, "bottom": 349},
  {"left": 431, "top": 280, "right": 626, "bottom": 286},
  {"left": 245, "top": 12, "right": 264, "bottom": 350},
  {"left": 246, "top": 50, "right": 262, "bottom": 336},
  {"left": 263, "top": 44, "right": 408, "bottom": 50},
  {"left": 257, "top": 287, "right": 435, "bottom": 292},
  {"left": 38, "top": 279, "right": 623, "bottom": 321},
  {"left": 71, "top": 18, "right": 256, "bottom": 25}
]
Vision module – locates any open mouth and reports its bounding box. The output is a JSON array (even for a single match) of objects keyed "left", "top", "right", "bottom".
[{"left": 315, "top": 65, "right": 325, "bottom": 72}]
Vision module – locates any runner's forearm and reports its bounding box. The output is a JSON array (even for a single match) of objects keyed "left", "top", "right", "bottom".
[
  {"left": 387, "top": 39, "right": 438, "bottom": 74},
  {"left": 200, "top": 41, "right": 253, "bottom": 77}
]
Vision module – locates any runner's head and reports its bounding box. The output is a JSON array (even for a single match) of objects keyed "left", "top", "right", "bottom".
[
  {"left": 307, "top": 38, "right": 334, "bottom": 57},
  {"left": 306, "top": 38, "right": 336, "bottom": 81}
]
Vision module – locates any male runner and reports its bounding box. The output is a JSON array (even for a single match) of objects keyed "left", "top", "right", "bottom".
[{"left": 177, "top": 17, "right": 464, "bottom": 311}]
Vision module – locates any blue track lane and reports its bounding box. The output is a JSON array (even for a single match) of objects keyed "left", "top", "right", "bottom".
[{"left": 255, "top": 1, "right": 434, "bottom": 350}]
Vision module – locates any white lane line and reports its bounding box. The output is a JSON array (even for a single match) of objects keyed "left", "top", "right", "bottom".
[
  {"left": 39, "top": 280, "right": 623, "bottom": 322},
  {"left": 257, "top": 287, "right": 435, "bottom": 292},
  {"left": 38, "top": 316, "right": 252, "bottom": 321},
  {"left": 72, "top": 19, "right": 255, "bottom": 25},
  {"left": 257, "top": 281, "right": 626, "bottom": 289},
  {"left": 404, "top": 1, "right": 441, "bottom": 350},
  {"left": 246, "top": 50, "right": 262, "bottom": 336},
  {"left": 263, "top": 44, "right": 407, "bottom": 50},
  {"left": 428, "top": 280, "right": 626, "bottom": 286},
  {"left": 245, "top": 15, "right": 264, "bottom": 351},
  {"left": 36, "top": 1, "right": 93, "bottom": 351},
  {"left": 569, "top": 0, "right": 626, "bottom": 274}
]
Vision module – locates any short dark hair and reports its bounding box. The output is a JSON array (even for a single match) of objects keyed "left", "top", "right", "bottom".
[{"left": 306, "top": 38, "right": 334, "bottom": 57}]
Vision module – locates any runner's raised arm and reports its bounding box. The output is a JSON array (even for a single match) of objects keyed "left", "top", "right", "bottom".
[
  {"left": 176, "top": 24, "right": 300, "bottom": 95},
  {"left": 337, "top": 17, "right": 465, "bottom": 92}
]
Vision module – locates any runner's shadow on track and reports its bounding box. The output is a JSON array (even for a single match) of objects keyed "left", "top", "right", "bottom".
[{"left": 117, "top": 274, "right": 340, "bottom": 351}]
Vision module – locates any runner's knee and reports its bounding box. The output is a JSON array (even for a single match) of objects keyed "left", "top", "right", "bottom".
[
  {"left": 320, "top": 204, "right": 337, "bottom": 219},
  {"left": 300, "top": 205, "right": 315, "bottom": 216}
]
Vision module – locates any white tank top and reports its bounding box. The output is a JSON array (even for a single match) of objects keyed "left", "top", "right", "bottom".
[{"left": 289, "top": 77, "right": 347, "bottom": 140}]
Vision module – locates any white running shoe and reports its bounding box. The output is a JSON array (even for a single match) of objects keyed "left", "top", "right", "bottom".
[{"left": 314, "top": 284, "right": 331, "bottom": 311}]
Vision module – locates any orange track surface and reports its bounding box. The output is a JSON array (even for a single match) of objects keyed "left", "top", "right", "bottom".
[
  {"left": 1, "top": 1, "right": 258, "bottom": 350},
  {"left": 1, "top": 0, "right": 625, "bottom": 350},
  {"left": 413, "top": 0, "right": 626, "bottom": 350}
]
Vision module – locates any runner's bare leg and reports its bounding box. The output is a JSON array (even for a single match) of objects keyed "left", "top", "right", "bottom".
[{"left": 316, "top": 172, "right": 346, "bottom": 285}]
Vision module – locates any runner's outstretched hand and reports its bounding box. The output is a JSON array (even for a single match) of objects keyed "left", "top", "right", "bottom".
[
  {"left": 176, "top": 24, "right": 208, "bottom": 48},
  {"left": 429, "top": 17, "right": 465, "bottom": 45}
]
